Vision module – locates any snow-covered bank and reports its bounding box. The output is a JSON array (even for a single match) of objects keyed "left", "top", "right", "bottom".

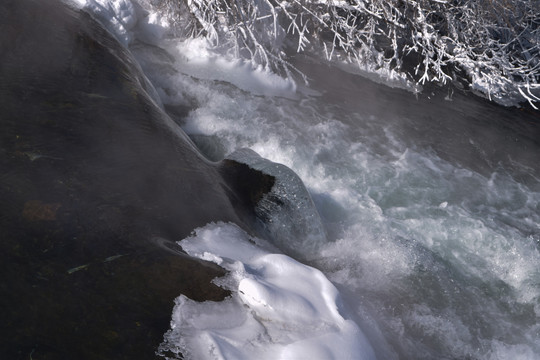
[
  {"left": 71, "top": 0, "right": 540, "bottom": 108},
  {"left": 153, "top": 0, "right": 540, "bottom": 108}
]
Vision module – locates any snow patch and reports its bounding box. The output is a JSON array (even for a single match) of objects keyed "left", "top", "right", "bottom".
[
  {"left": 159, "top": 222, "right": 375, "bottom": 360},
  {"left": 164, "top": 37, "right": 298, "bottom": 97}
]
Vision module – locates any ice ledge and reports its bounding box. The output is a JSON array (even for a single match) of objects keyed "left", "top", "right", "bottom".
[{"left": 159, "top": 222, "right": 375, "bottom": 360}]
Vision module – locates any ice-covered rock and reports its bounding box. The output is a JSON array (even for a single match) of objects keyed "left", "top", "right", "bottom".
[{"left": 225, "top": 148, "right": 327, "bottom": 259}]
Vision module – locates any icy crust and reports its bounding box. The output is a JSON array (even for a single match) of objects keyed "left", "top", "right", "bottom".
[
  {"left": 226, "top": 149, "right": 326, "bottom": 259},
  {"left": 162, "top": 37, "right": 298, "bottom": 98},
  {"left": 159, "top": 222, "right": 375, "bottom": 360}
]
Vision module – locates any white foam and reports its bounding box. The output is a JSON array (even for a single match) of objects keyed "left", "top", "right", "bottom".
[{"left": 160, "top": 222, "right": 375, "bottom": 360}]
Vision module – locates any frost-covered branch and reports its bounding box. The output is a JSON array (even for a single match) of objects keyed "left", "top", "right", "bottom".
[{"left": 156, "top": 0, "right": 540, "bottom": 108}]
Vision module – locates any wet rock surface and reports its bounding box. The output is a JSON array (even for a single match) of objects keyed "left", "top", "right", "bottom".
[{"left": 0, "top": 1, "right": 269, "bottom": 358}]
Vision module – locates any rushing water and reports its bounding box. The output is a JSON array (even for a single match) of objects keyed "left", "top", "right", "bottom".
[{"left": 75, "top": 1, "right": 540, "bottom": 358}]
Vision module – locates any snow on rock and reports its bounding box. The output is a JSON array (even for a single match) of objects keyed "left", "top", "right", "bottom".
[{"left": 159, "top": 222, "right": 375, "bottom": 360}]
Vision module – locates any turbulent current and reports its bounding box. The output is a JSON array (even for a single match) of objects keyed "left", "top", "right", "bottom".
[{"left": 75, "top": 1, "right": 540, "bottom": 359}]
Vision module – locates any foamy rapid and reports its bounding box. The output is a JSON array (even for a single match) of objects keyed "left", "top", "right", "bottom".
[{"left": 74, "top": 1, "right": 540, "bottom": 359}]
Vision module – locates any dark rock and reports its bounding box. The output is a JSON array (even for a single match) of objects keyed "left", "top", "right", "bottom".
[{"left": 0, "top": 1, "right": 272, "bottom": 359}]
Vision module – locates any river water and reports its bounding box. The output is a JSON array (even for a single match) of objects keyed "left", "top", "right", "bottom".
[{"left": 75, "top": 1, "right": 540, "bottom": 358}]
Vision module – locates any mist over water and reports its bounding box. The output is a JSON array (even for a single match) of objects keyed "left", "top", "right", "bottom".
[{"left": 74, "top": 1, "right": 540, "bottom": 358}]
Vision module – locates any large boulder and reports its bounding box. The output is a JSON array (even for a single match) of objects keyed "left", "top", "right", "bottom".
[{"left": 0, "top": 1, "right": 272, "bottom": 358}]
